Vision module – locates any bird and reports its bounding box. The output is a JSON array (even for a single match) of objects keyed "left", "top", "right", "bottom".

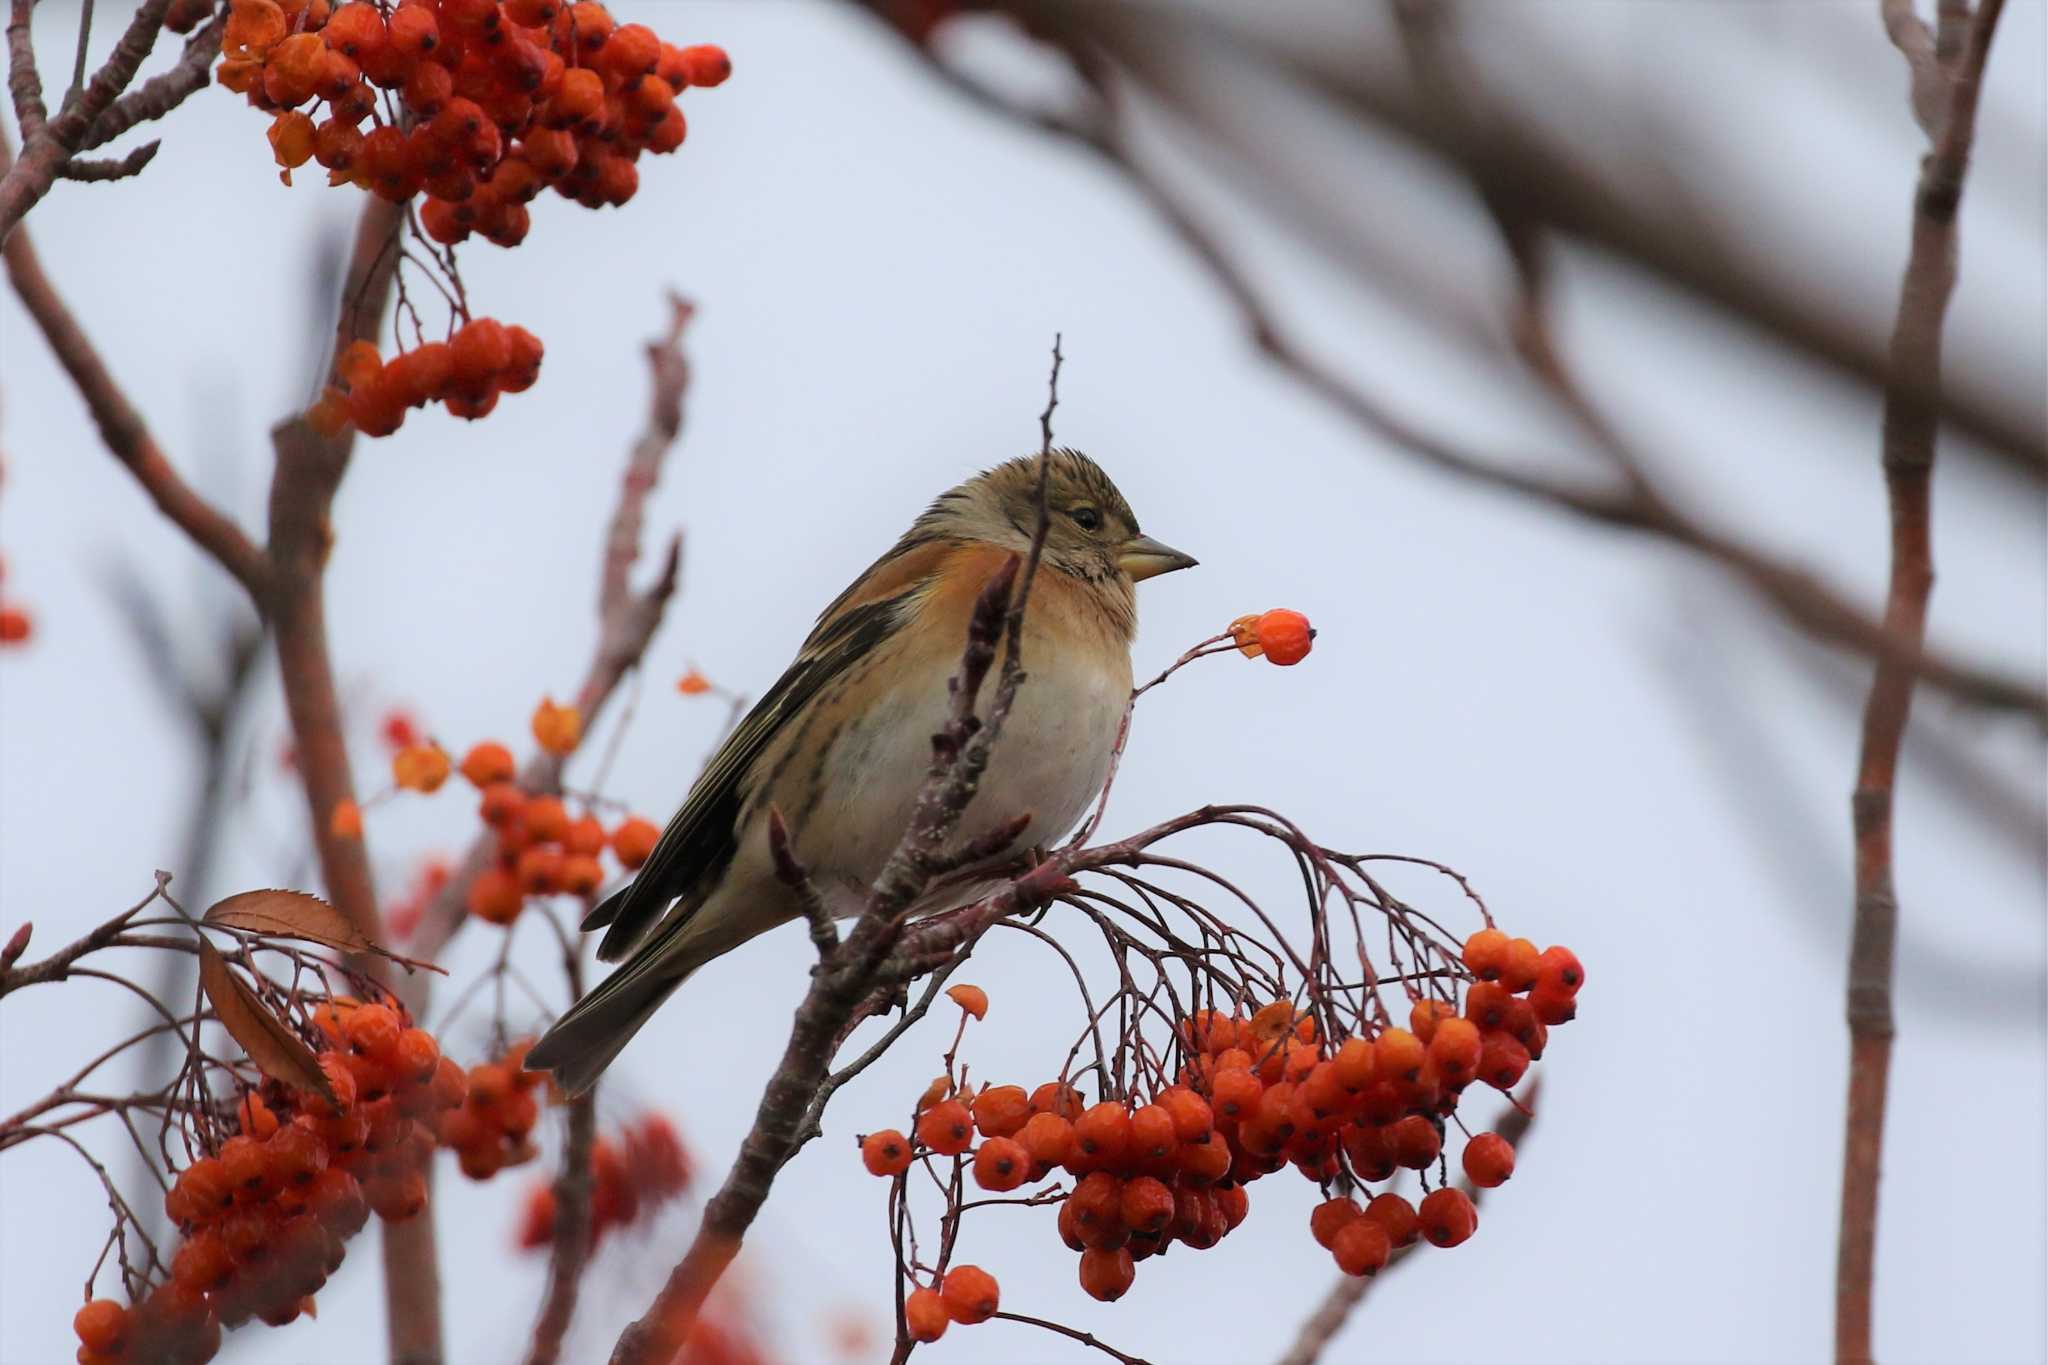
[{"left": 524, "top": 449, "right": 1197, "bottom": 1095}]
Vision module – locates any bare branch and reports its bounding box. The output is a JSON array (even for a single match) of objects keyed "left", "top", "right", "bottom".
[{"left": 54, "top": 136, "right": 156, "bottom": 181}]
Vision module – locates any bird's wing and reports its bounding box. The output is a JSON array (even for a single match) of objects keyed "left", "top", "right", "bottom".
[{"left": 582, "top": 579, "right": 936, "bottom": 962}]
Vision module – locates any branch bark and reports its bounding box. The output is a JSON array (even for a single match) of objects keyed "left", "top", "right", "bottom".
[{"left": 1837, "top": 5, "right": 2004, "bottom": 1362}]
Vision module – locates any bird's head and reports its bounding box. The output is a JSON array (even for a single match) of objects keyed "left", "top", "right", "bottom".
[{"left": 931, "top": 449, "right": 1197, "bottom": 589}]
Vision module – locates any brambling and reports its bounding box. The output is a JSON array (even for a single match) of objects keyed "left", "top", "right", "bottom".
[{"left": 526, "top": 450, "right": 1196, "bottom": 1094}]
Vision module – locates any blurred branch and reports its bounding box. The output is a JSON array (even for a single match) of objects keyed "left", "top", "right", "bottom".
[
  {"left": 0, "top": 128, "right": 274, "bottom": 606},
  {"left": 525, "top": 914, "right": 598, "bottom": 1365},
  {"left": 857, "top": 9, "right": 2045, "bottom": 724},
  {"left": 1275, "top": 1090, "right": 1537, "bottom": 1365},
  {"left": 1030, "top": 0, "right": 2043, "bottom": 479},
  {"left": 1, "top": 0, "right": 176, "bottom": 241},
  {"left": 406, "top": 294, "right": 694, "bottom": 971},
  {"left": 1838, "top": 3, "right": 2004, "bottom": 1361}
]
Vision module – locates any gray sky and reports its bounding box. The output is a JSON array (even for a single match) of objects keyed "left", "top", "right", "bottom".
[{"left": 2, "top": 2, "right": 2043, "bottom": 1362}]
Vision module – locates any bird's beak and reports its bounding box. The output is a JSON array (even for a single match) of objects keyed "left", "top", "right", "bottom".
[{"left": 1118, "top": 534, "right": 1199, "bottom": 582}]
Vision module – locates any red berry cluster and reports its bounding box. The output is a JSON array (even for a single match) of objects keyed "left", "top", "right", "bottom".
[
  {"left": 217, "top": 0, "right": 725, "bottom": 217},
  {"left": 438, "top": 1040, "right": 543, "bottom": 1179},
  {"left": 859, "top": 933, "right": 1582, "bottom": 1299},
  {"left": 314, "top": 323, "right": 543, "bottom": 435},
  {"left": 514, "top": 1112, "right": 692, "bottom": 1250},
  {"left": 78, "top": 1000, "right": 462, "bottom": 1363},
  {"left": 452, "top": 738, "right": 660, "bottom": 926}
]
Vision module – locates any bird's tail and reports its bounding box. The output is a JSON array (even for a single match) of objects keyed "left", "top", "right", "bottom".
[{"left": 525, "top": 915, "right": 727, "bottom": 1096}]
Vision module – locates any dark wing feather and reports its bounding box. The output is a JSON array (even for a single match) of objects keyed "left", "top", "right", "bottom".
[{"left": 582, "top": 586, "right": 928, "bottom": 961}]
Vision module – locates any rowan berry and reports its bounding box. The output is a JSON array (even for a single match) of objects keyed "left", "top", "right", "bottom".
[
  {"left": 678, "top": 43, "right": 729, "bottom": 87},
  {"left": 940, "top": 1264, "right": 999, "bottom": 1325},
  {"left": 1029, "top": 1081, "right": 1083, "bottom": 1119},
  {"left": 1254, "top": 608, "right": 1314, "bottom": 665},
  {"left": 467, "top": 865, "right": 524, "bottom": 924},
  {"left": 1158, "top": 1085, "right": 1213, "bottom": 1141},
  {"left": 1177, "top": 1131, "right": 1231, "bottom": 1185},
  {"left": 395, "top": 1028, "right": 440, "bottom": 1083},
  {"left": 1427, "top": 1017, "right": 1482, "bottom": 1086},
  {"left": 1418, "top": 1186, "right": 1477, "bottom": 1246},
  {"left": 1209, "top": 1066, "right": 1262, "bottom": 1121},
  {"left": 268, "top": 110, "right": 317, "bottom": 172},
  {"left": 1017, "top": 1111, "right": 1075, "bottom": 1171},
  {"left": 916, "top": 1099, "right": 973, "bottom": 1157},
  {"left": 1461, "top": 927, "right": 1510, "bottom": 980},
  {"left": 1128, "top": 1103, "right": 1176, "bottom": 1167},
  {"left": 610, "top": 816, "right": 659, "bottom": 868},
  {"left": 646, "top": 103, "right": 685, "bottom": 154},
  {"left": 387, "top": 2, "right": 438, "bottom": 58},
  {"left": 1529, "top": 982, "right": 1578, "bottom": 1025},
  {"left": 1389, "top": 1114, "right": 1442, "bottom": 1169},
  {"left": 1309, "top": 1196, "right": 1362, "bottom": 1249},
  {"left": 1078, "top": 1246, "right": 1135, "bottom": 1302},
  {"left": 1332, "top": 1216, "right": 1391, "bottom": 1276},
  {"left": 946, "top": 984, "right": 988, "bottom": 1020},
  {"left": 971, "top": 1137, "right": 1029, "bottom": 1192},
  {"left": 1072, "top": 1102, "right": 1131, "bottom": 1171},
  {"left": 1374, "top": 1027, "right": 1425, "bottom": 1082},
  {"left": 1537, "top": 944, "right": 1584, "bottom": 996},
  {"left": 905, "top": 1286, "right": 949, "bottom": 1343},
  {"left": 172, "top": 1230, "right": 235, "bottom": 1290},
  {"left": 971, "top": 1084, "right": 1029, "bottom": 1139},
  {"left": 73, "top": 1299, "right": 128, "bottom": 1352},
  {"left": 561, "top": 854, "right": 604, "bottom": 895},
  {"left": 531, "top": 696, "right": 580, "bottom": 754},
  {"left": 521, "top": 794, "right": 569, "bottom": 843},
  {"left": 600, "top": 22, "right": 658, "bottom": 79},
  {"left": 238, "top": 1093, "right": 280, "bottom": 1141},
  {"left": 1501, "top": 937, "right": 1543, "bottom": 992},
  {"left": 1119, "top": 1175, "right": 1174, "bottom": 1235},
  {"left": 1464, "top": 981, "right": 1513, "bottom": 1032},
  {"left": 1463, "top": 1131, "right": 1515, "bottom": 1187},
  {"left": 329, "top": 798, "right": 365, "bottom": 838},
  {"left": 1365, "top": 1191, "right": 1418, "bottom": 1248},
  {"left": 1477, "top": 1031, "right": 1530, "bottom": 1090}
]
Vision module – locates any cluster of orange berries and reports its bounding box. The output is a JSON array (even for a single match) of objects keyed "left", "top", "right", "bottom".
[
  {"left": 438, "top": 1041, "right": 544, "bottom": 1179},
  {"left": 860, "top": 931, "right": 1582, "bottom": 1300},
  {"left": 461, "top": 750, "right": 661, "bottom": 925},
  {"left": 74, "top": 1001, "right": 463, "bottom": 1363},
  {"left": 313, "top": 322, "right": 544, "bottom": 434},
  {"left": 514, "top": 1112, "right": 691, "bottom": 1251},
  {"left": 1229, "top": 608, "right": 1315, "bottom": 667}
]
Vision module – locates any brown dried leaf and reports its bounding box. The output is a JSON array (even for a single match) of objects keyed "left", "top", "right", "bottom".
[
  {"left": 203, "top": 889, "right": 380, "bottom": 955},
  {"left": 196, "top": 937, "right": 336, "bottom": 1106}
]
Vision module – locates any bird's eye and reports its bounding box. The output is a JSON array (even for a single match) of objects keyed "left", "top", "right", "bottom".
[{"left": 1070, "top": 506, "right": 1102, "bottom": 532}]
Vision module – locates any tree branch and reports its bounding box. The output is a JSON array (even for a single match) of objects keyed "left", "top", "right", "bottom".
[{"left": 1837, "top": 4, "right": 2004, "bottom": 1361}]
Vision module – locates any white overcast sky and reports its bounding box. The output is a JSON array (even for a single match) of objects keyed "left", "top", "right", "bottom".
[{"left": 2, "top": 3, "right": 2043, "bottom": 1363}]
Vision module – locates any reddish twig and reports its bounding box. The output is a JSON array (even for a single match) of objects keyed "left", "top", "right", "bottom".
[
  {"left": 525, "top": 912, "right": 598, "bottom": 1365},
  {"left": 1837, "top": 5, "right": 2005, "bottom": 1362}
]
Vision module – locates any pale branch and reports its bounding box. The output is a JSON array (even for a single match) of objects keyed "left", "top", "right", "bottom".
[
  {"left": 0, "top": 127, "right": 274, "bottom": 605},
  {"left": 80, "top": 11, "right": 222, "bottom": 151},
  {"left": 525, "top": 913, "right": 598, "bottom": 1365},
  {"left": 860, "top": 12, "right": 2045, "bottom": 725},
  {"left": 1837, "top": 4, "right": 2005, "bottom": 1362},
  {"left": 54, "top": 136, "right": 156, "bottom": 180}
]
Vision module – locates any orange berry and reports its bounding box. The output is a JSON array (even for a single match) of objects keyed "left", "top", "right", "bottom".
[
  {"left": 1501, "top": 937, "right": 1543, "bottom": 992},
  {"left": 1331, "top": 1036, "right": 1377, "bottom": 1091},
  {"left": 1477, "top": 1031, "right": 1530, "bottom": 1091},
  {"left": 396, "top": 1027, "right": 440, "bottom": 1083},
  {"left": 345, "top": 1002, "right": 402, "bottom": 1060},
  {"left": 501, "top": 326, "right": 543, "bottom": 391},
  {"left": 1374, "top": 1027, "right": 1425, "bottom": 1082},
  {"left": 530, "top": 695, "right": 580, "bottom": 755},
  {"left": 1072, "top": 1102, "right": 1131, "bottom": 1171},
  {"left": 1177, "top": 1131, "right": 1231, "bottom": 1185},
  {"left": 599, "top": 21, "right": 658, "bottom": 79},
  {"left": 1426, "top": 1017, "right": 1482, "bottom": 1086},
  {"left": 545, "top": 66, "right": 603, "bottom": 126},
  {"left": 916, "top": 1099, "right": 973, "bottom": 1157},
  {"left": 1409, "top": 998, "right": 1457, "bottom": 1044},
  {"left": 561, "top": 854, "right": 604, "bottom": 895},
  {"left": 939, "top": 1264, "right": 999, "bottom": 1325},
  {"left": 516, "top": 845, "right": 565, "bottom": 894},
  {"left": 1078, "top": 1246, "right": 1135, "bottom": 1302},
  {"left": 1389, "top": 1114, "right": 1442, "bottom": 1169},
  {"left": 1309, "top": 1195, "right": 1362, "bottom": 1249},
  {"left": 459, "top": 741, "right": 516, "bottom": 788},
  {"left": 1209, "top": 1066, "right": 1262, "bottom": 1122},
  {"left": 171, "top": 1229, "right": 234, "bottom": 1290},
  {"left": 1028, "top": 1081, "right": 1083, "bottom": 1119},
  {"left": 268, "top": 109, "right": 317, "bottom": 171},
  {"left": 386, "top": 2, "right": 438, "bottom": 59},
  {"left": 1364, "top": 1191, "right": 1419, "bottom": 1248},
  {"left": 1331, "top": 1216, "right": 1391, "bottom": 1276},
  {"left": 971, "top": 1084, "right": 1030, "bottom": 1139},
  {"left": 860, "top": 1129, "right": 909, "bottom": 1178},
  {"left": 1016, "top": 1111, "right": 1075, "bottom": 1171},
  {"left": 1158, "top": 1085, "right": 1213, "bottom": 1142},
  {"left": 1254, "top": 608, "right": 1314, "bottom": 665},
  {"left": 523, "top": 794, "right": 569, "bottom": 842},
  {"left": 237, "top": 1093, "right": 280, "bottom": 1141},
  {"left": 1529, "top": 982, "right": 1578, "bottom": 1025},
  {"left": 946, "top": 984, "right": 988, "bottom": 1019},
  {"left": 1463, "top": 1131, "right": 1516, "bottom": 1187},
  {"left": 1464, "top": 981, "right": 1514, "bottom": 1032},
  {"left": 1461, "top": 927, "right": 1510, "bottom": 980},
  {"left": 905, "top": 1286, "right": 948, "bottom": 1343},
  {"left": 1537, "top": 944, "right": 1584, "bottom": 996},
  {"left": 73, "top": 1299, "right": 128, "bottom": 1351},
  {"left": 675, "top": 668, "right": 712, "bottom": 695},
  {"left": 610, "top": 816, "right": 659, "bottom": 869},
  {"left": 678, "top": 43, "right": 729, "bottom": 87},
  {"left": 479, "top": 781, "right": 525, "bottom": 828},
  {"left": 1128, "top": 1103, "right": 1176, "bottom": 1166},
  {"left": 329, "top": 798, "right": 363, "bottom": 839},
  {"left": 451, "top": 317, "right": 513, "bottom": 384},
  {"left": 971, "top": 1137, "right": 1030, "bottom": 1192},
  {"left": 1119, "top": 1174, "right": 1174, "bottom": 1235},
  {"left": 467, "top": 865, "right": 524, "bottom": 924},
  {"left": 392, "top": 742, "right": 451, "bottom": 793},
  {"left": 1418, "top": 1187, "right": 1478, "bottom": 1247}
]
